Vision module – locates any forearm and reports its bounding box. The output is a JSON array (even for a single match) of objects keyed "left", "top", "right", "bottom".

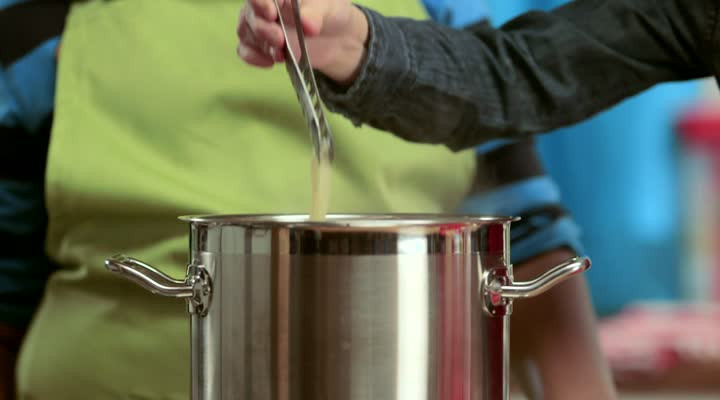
[{"left": 320, "top": 0, "right": 716, "bottom": 151}]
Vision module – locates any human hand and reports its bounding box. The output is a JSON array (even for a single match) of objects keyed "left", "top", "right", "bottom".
[{"left": 236, "top": 0, "right": 369, "bottom": 85}]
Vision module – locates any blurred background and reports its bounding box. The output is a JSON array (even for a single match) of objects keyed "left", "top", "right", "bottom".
[{"left": 487, "top": 0, "right": 720, "bottom": 397}]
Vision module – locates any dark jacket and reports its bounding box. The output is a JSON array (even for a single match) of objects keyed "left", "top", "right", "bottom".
[{"left": 319, "top": 0, "right": 716, "bottom": 151}]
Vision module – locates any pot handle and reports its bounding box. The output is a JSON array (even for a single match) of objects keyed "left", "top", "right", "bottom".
[
  {"left": 105, "top": 255, "right": 195, "bottom": 298},
  {"left": 488, "top": 256, "right": 591, "bottom": 300},
  {"left": 105, "top": 255, "right": 212, "bottom": 316}
]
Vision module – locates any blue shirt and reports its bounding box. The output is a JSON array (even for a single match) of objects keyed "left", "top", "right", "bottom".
[
  {"left": 0, "top": 0, "right": 64, "bottom": 326},
  {"left": 421, "top": 0, "right": 488, "bottom": 28}
]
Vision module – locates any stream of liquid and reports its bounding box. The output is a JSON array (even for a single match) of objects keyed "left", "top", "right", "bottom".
[{"left": 309, "top": 146, "right": 332, "bottom": 221}]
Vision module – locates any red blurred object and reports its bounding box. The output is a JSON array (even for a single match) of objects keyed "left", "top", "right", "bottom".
[
  {"left": 599, "top": 303, "right": 720, "bottom": 383},
  {"left": 677, "top": 103, "right": 720, "bottom": 303},
  {"left": 678, "top": 104, "right": 720, "bottom": 148}
]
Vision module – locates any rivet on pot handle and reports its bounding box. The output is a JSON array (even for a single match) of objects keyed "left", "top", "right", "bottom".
[
  {"left": 484, "top": 257, "right": 590, "bottom": 316},
  {"left": 105, "top": 255, "right": 212, "bottom": 316}
]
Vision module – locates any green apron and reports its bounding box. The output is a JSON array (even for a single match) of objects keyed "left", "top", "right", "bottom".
[{"left": 17, "top": 1, "right": 475, "bottom": 398}]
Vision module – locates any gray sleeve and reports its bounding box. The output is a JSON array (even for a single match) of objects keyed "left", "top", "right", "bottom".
[{"left": 318, "top": 0, "right": 718, "bottom": 151}]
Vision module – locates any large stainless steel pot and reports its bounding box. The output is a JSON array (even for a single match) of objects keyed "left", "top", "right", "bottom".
[{"left": 105, "top": 214, "right": 590, "bottom": 400}]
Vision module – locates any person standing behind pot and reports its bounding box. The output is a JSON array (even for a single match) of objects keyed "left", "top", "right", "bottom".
[{"left": 15, "top": 1, "right": 605, "bottom": 400}]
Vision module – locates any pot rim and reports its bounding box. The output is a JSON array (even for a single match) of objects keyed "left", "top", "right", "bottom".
[{"left": 179, "top": 213, "right": 519, "bottom": 227}]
